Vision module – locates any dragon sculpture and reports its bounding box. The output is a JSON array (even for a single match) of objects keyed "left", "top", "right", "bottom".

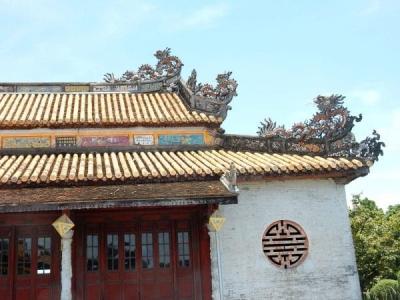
[
  {"left": 221, "top": 95, "right": 385, "bottom": 162},
  {"left": 103, "top": 48, "right": 183, "bottom": 84},
  {"left": 186, "top": 69, "right": 238, "bottom": 119},
  {"left": 254, "top": 94, "right": 384, "bottom": 161}
]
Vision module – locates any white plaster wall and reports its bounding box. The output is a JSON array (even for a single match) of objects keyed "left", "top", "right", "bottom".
[{"left": 210, "top": 179, "right": 361, "bottom": 300}]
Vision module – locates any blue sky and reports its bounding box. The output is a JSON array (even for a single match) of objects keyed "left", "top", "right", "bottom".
[{"left": 0, "top": 0, "right": 399, "bottom": 208}]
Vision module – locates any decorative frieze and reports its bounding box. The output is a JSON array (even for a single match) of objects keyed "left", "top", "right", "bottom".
[
  {"left": 92, "top": 84, "right": 139, "bottom": 93},
  {"left": 158, "top": 134, "right": 204, "bottom": 145},
  {"left": 56, "top": 137, "right": 77, "bottom": 148},
  {"left": 64, "top": 85, "right": 90, "bottom": 93},
  {"left": 134, "top": 135, "right": 154, "bottom": 146},
  {"left": 2, "top": 137, "right": 51, "bottom": 149},
  {"left": 80, "top": 136, "right": 129, "bottom": 147},
  {"left": 16, "top": 85, "right": 63, "bottom": 93},
  {"left": 0, "top": 130, "right": 209, "bottom": 149},
  {"left": 0, "top": 86, "right": 14, "bottom": 92}
]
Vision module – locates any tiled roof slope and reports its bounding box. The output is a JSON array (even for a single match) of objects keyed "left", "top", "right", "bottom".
[
  {"left": 0, "top": 181, "right": 237, "bottom": 212},
  {"left": 0, "top": 149, "right": 369, "bottom": 187},
  {"left": 0, "top": 92, "right": 221, "bottom": 129}
]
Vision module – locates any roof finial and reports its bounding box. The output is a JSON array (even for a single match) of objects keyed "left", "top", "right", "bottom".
[{"left": 220, "top": 162, "right": 239, "bottom": 193}]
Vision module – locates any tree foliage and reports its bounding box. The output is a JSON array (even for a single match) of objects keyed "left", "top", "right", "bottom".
[
  {"left": 349, "top": 195, "right": 400, "bottom": 294},
  {"left": 368, "top": 279, "right": 399, "bottom": 299}
]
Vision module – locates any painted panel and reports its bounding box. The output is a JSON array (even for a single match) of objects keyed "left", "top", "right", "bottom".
[
  {"left": 16, "top": 86, "right": 63, "bottom": 93},
  {"left": 80, "top": 136, "right": 129, "bottom": 147},
  {"left": 0, "top": 86, "right": 15, "bottom": 92},
  {"left": 56, "top": 136, "right": 77, "bottom": 148},
  {"left": 64, "top": 85, "right": 90, "bottom": 92},
  {"left": 134, "top": 135, "right": 154, "bottom": 145},
  {"left": 2, "top": 137, "right": 51, "bottom": 149},
  {"left": 92, "top": 85, "right": 138, "bottom": 93},
  {"left": 158, "top": 134, "right": 204, "bottom": 146}
]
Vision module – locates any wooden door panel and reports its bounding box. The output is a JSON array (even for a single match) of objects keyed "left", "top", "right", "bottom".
[
  {"left": 122, "top": 282, "right": 139, "bottom": 300},
  {"left": 77, "top": 208, "right": 208, "bottom": 300},
  {"left": 36, "top": 287, "right": 51, "bottom": 300},
  {"left": 85, "top": 286, "right": 101, "bottom": 300},
  {"left": 104, "top": 283, "right": 122, "bottom": 300},
  {"left": 15, "top": 287, "right": 31, "bottom": 300},
  {"left": 13, "top": 225, "right": 60, "bottom": 300},
  {"left": 0, "top": 228, "right": 12, "bottom": 300}
]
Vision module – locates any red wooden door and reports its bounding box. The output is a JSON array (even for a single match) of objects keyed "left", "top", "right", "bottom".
[
  {"left": 78, "top": 211, "right": 202, "bottom": 300},
  {"left": 0, "top": 227, "right": 12, "bottom": 300},
  {"left": 10, "top": 225, "right": 60, "bottom": 300}
]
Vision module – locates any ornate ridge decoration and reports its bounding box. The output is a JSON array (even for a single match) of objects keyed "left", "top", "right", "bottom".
[
  {"left": 221, "top": 95, "right": 385, "bottom": 162},
  {"left": 101, "top": 49, "right": 238, "bottom": 119},
  {"left": 183, "top": 69, "right": 238, "bottom": 120},
  {"left": 103, "top": 48, "right": 183, "bottom": 91}
]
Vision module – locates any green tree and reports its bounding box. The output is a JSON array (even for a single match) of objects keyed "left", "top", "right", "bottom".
[
  {"left": 366, "top": 279, "right": 399, "bottom": 300},
  {"left": 349, "top": 195, "right": 400, "bottom": 293}
]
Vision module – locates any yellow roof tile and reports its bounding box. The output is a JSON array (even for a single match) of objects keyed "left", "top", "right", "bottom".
[
  {"left": 0, "top": 150, "right": 368, "bottom": 186},
  {"left": 0, "top": 92, "right": 220, "bottom": 129}
]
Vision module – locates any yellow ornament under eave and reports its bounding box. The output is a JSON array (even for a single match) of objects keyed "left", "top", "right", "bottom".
[
  {"left": 209, "top": 215, "right": 226, "bottom": 232},
  {"left": 52, "top": 214, "right": 75, "bottom": 238}
]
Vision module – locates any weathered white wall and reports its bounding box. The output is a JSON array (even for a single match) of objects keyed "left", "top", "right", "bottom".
[{"left": 210, "top": 179, "right": 361, "bottom": 300}]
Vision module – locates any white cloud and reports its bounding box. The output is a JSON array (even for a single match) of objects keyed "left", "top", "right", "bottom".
[
  {"left": 349, "top": 88, "right": 381, "bottom": 105},
  {"left": 391, "top": 109, "right": 400, "bottom": 129},
  {"left": 359, "top": 0, "right": 381, "bottom": 16},
  {"left": 379, "top": 108, "right": 400, "bottom": 152},
  {"left": 97, "top": 2, "right": 158, "bottom": 38},
  {"left": 172, "top": 2, "right": 230, "bottom": 30}
]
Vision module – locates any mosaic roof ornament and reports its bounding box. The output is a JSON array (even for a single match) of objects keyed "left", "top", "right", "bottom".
[
  {"left": 185, "top": 69, "right": 238, "bottom": 120},
  {"left": 103, "top": 48, "right": 183, "bottom": 84},
  {"left": 222, "top": 94, "right": 384, "bottom": 162}
]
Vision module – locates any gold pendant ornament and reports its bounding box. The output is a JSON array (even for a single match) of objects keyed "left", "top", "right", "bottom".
[
  {"left": 209, "top": 214, "right": 226, "bottom": 232},
  {"left": 52, "top": 214, "right": 75, "bottom": 238}
]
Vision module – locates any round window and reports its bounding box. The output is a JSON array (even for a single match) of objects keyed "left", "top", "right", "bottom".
[{"left": 262, "top": 220, "right": 309, "bottom": 269}]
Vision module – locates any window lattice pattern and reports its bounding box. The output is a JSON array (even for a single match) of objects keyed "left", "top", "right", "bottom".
[
  {"left": 17, "top": 238, "right": 32, "bottom": 275},
  {"left": 0, "top": 238, "right": 9, "bottom": 276},
  {"left": 141, "top": 233, "right": 153, "bottom": 269},
  {"left": 107, "top": 234, "right": 119, "bottom": 271},
  {"left": 262, "top": 220, "right": 309, "bottom": 269},
  {"left": 37, "top": 237, "right": 51, "bottom": 275},
  {"left": 177, "top": 232, "right": 190, "bottom": 267},
  {"left": 86, "top": 235, "right": 99, "bottom": 272},
  {"left": 124, "top": 234, "right": 135, "bottom": 271},
  {"left": 56, "top": 136, "right": 77, "bottom": 148},
  {"left": 158, "top": 232, "right": 170, "bottom": 268}
]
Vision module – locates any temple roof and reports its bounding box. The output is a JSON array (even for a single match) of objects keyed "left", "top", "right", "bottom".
[
  {"left": 0, "top": 92, "right": 221, "bottom": 129},
  {"left": 0, "top": 48, "right": 239, "bottom": 128},
  {"left": 0, "top": 49, "right": 384, "bottom": 210},
  {"left": 0, "top": 149, "right": 369, "bottom": 188}
]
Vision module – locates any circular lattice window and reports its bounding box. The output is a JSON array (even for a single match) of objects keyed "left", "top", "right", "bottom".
[{"left": 262, "top": 220, "right": 309, "bottom": 269}]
